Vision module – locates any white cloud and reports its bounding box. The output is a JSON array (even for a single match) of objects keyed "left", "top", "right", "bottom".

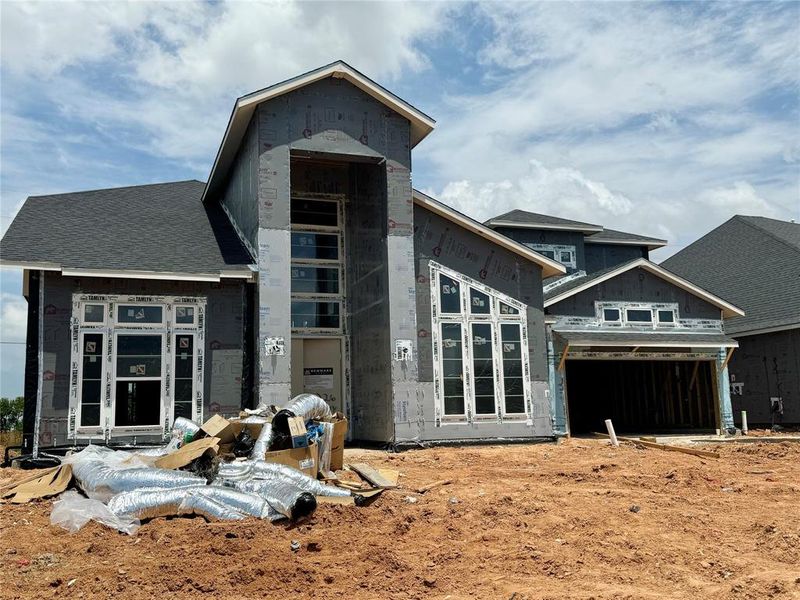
[{"left": 0, "top": 292, "right": 27, "bottom": 343}]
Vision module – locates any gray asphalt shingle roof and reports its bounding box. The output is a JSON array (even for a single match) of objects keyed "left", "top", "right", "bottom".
[
  {"left": 662, "top": 215, "right": 800, "bottom": 335},
  {"left": 485, "top": 209, "right": 602, "bottom": 232},
  {"left": 0, "top": 180, "right": 254, "bottom": 275},
  {"left": 585, "top": 227, "right": 667, "bottom": 247}
]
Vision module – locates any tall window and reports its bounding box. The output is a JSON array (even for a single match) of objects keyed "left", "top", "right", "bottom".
[
  {"left": 431, "top": 262, "right": 530, "bottom": 424},
  {"left": 290, "top": 198, "right": 344, "bottom": 332},
  {"left": 70, "top": 296, "right": 205, "bottom": 437}
]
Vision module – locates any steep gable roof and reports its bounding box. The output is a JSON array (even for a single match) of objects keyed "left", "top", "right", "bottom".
[
  {"left": 203, "top": 60, "right": 435, "bottom": 203},
  {"left": 0, "top": 180, "right": 254, "bottom": 280},
  {"left": 662, "top": 215, "right": 800, "bottom": 335},
  {"left": 543, "top": 257, "right": 744, "bottom": 319}
]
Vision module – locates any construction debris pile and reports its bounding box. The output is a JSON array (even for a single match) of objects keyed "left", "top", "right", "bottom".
[{"left": 1, "top": 394, "right": 390, "bottom": 535}]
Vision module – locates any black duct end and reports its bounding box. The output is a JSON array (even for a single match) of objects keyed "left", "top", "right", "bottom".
[
  {"left": 290, "top": 492, "right": 317, "bottom": 520},
  {"left": 353, "top": 494, "right": 367, "bottom": 507}
]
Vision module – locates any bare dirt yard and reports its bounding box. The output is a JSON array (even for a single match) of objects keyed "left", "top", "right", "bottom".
[{"left": 1, "top": 437, "right": 799, "bottom": 600}]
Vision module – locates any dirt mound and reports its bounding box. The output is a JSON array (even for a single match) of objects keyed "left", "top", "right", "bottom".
[{"left": 1, "top": 439, "right": 799, "bottom": 599}]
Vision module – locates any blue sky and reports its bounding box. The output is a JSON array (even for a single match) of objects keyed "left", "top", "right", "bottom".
[{"left": 1, "top": 1, "right": 798, "bottom": 397}]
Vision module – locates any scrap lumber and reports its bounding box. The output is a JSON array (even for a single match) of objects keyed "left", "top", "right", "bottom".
[
  {"left": 316, "top": 495, "right": 356, "bottom": 506},
  {"left": 416, "top": 479, "right": 452, "bottom": 494},
  {"left": 1, "top": 464, "right": 73, "bottom": 503},
  {"left": 591, "top": 432, "right": 720, "bottom": 459},
  {"left": 347, "top": 463, "right": 398, "bottom": 489}
]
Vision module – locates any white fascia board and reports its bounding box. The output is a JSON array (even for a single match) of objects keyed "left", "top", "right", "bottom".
[
  {"left": 564, "top": 339, "right": 739, "bottom": 349},
  {"left": 202, "top": 61, "right": 435, "bottom": 204},
  {"left": 486, "top": 220, "right": 603, "bottom": 234},
  {"left": 0, "top": 260, "right": 61, "bottom": 271},
  {"left": 413, "top": 191, "right": 566, "bottom": 278},
  {"left": 61, "top": 268, "right": 221, "bottom": 282},
  {"left": 544, "top": 258, "right": 745, "bottom": 319}
]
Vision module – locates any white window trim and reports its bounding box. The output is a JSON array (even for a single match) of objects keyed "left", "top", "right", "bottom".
[
  {"left": 524, "top": 243, "right": 577, "bottom": 269},
  {"left": 69, "top": 294, "right": 206, "bottom": 440},
  {"left": 81, "top": 302, "right": 108, "bottom": 326},
  {"left": 595, "top": 301, "right": 680, "bottom": 330},
  {"left": 76, "top": 330, "right": 106, "bottom": 432},
  {"left": 430, "top": 261, "right": 531, "bottom": 426}
]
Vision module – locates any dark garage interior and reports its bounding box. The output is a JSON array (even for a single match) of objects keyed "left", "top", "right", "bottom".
[{"left": 565, "top": 359, "right": 718, "bottom": 434}]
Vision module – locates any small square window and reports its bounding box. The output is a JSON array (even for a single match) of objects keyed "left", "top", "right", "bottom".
[
  {"left": 603, "top": 308, "right": 621, "bottom": 322},
  {"left": 626, "top": 309, "right": 653, "bottom": 323},
  {"left": 657, "top": 310, "right": 675, "bottom": 324},
  {"left": 560, "top": 251, "right": 573, "bottom": 263},
  {"left": 175, "top": 306, "right": 196, "bottom": 324},
  {"left": 83, "top": 304, "right": 104, "bottom": 323}
]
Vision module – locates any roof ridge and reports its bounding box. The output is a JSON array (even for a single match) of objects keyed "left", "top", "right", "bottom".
[
  {"left": 27, "top": 179, "right": 206, "bottom": 199},
  {"left": 735, "top": 215, "right": 800, "bottom": 254}
]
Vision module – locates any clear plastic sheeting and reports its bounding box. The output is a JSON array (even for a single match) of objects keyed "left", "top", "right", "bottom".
[
  {"left": 285, "top": 393, "right": 333, "bottom": 422},
  {"left": 51, "top": 490, "right": 140, "bottom": 535},
  {"left": 68, "top": 445, "right": 205, "bottom": 501}
]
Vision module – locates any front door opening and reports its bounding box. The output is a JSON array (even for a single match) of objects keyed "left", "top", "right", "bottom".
[
  {"left": 291, "top": 337, "right": 343, "bottom": 414},
  {"left": 565, "top": 359, "right": 717, "bottom": 434}
]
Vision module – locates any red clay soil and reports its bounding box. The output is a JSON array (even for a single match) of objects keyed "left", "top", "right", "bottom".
[{"left": 1, "top": 438, "right": 799, "bottom": 600}]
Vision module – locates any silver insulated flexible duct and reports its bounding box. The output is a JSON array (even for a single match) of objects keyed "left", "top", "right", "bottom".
[
  {"left": 218, "top": 461, "right": 351, "bottom": 498},
  {"left": 250, "top": 422, "right": 273, "bottom": 459},
  {"left": 107, "top": 486, "right": 282, "bottom": 521},
  {"left": 69, "top": 447, "right": 205, "bottom": 501},
  {"left": 284, "top": 394, "right": 332, "bottom": 422}
]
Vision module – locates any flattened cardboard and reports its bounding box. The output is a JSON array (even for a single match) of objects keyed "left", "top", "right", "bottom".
[
  {"left": 2, "top": 464, "right": 73, "bottom": 503},
  {"left": 263, "top": 442, "right": 319, "bottom": 477},
  {"left": 155, "top": 437, "right": 219, "bottom": 470}
]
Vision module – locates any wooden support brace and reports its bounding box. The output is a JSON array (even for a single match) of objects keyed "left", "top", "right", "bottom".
[
  {"left": 688, "top": 361, "right": 700, "bottom": 392},
  {"left": 558, "top": 344, "right": 570, "bottom": 372},
  {"left": 721, "top": 347, "right": 735, "bottom": 370}
]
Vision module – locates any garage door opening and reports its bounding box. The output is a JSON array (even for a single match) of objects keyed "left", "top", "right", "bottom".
[{"left": 565, "top": 359, "right": 718, "bottom": 434}]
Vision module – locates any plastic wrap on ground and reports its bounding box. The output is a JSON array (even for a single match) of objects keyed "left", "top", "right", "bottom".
[
  {"left": 51, "top": 490, "right": 140, "bottom": 535},
  {"left": 68, "top": 445, "right": 205, "bottom": 501},
  {"left": 284, "top": 394, "right": 332, "bottom": 422},
  {"left": 239, "top": 416, "right": 269, "bottom": 424}
]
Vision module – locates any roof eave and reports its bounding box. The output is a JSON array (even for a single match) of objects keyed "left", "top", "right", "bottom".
[
  {"left": 0, "top": 260, "right": 255, "bottom": 282},
  {"left": 585, "top": 238, "right": 668, "bottom": 251},
  {"left": 413, "top": 191, "right": 566, "bottom": 278},
  {"left": 485, "top": 219, "right": 604, "bottom": 235}
]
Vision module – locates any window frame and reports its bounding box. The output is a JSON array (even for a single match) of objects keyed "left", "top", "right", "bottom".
[
  {"left": 76, "top": 331, "right": 106, "bottom": 431},
  {"left": 290, "top": 196, "right": 345, "bottom": 334},
  {"left": 81, "top": 302, "right": 107, "bottom": 326},
  {"left": 438, "top": 321, "right": 468, "bottom": 419},
  {"left": 595, "top": 302, "right": 680, "bottom": 329},
  {"left": 430, "top": 261, "right": 530, "bottom": 425},
  {"left": 70, "top": 294, "right": 205, "bottom": 439},
  {"left": 111, "top": 330, "right": 167, "bottom": 430},
  {"left": 172, "top": 332, "right": 197, "bottom": 422}
]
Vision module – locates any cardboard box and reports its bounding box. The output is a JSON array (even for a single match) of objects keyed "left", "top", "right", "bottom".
[
  {"left": 287, "top": 416, "right": 309, "bottom": 448},
  {"left": 201, "top": 415, "right": 264, "bottom": 447},
  {"left": 262, "top": 442, "right": 319, "bottom": 477},
  {"left": 316, "top": 412, "right": 348, "bottom": 471}
]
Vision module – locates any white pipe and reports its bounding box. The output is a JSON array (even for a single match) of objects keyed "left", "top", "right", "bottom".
[
  {"left": 741, "top": 410, "right": 748, "bottom": 435},
  {"left": 604, "top": 419, "right": 619, "bottom": 447}
]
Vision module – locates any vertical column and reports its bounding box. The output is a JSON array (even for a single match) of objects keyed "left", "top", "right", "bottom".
[
  {"left": 385, "top": 151, "right": 419, "bottom": 440},
  {"left": 547, "top": 337, "right": 567, "bottom": 435},
  {"left": 256, "top": 103, "right": 292, "bottom": 407},
  {"left": 716, "top": 347, "right": 734, "bottom": 432}
]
